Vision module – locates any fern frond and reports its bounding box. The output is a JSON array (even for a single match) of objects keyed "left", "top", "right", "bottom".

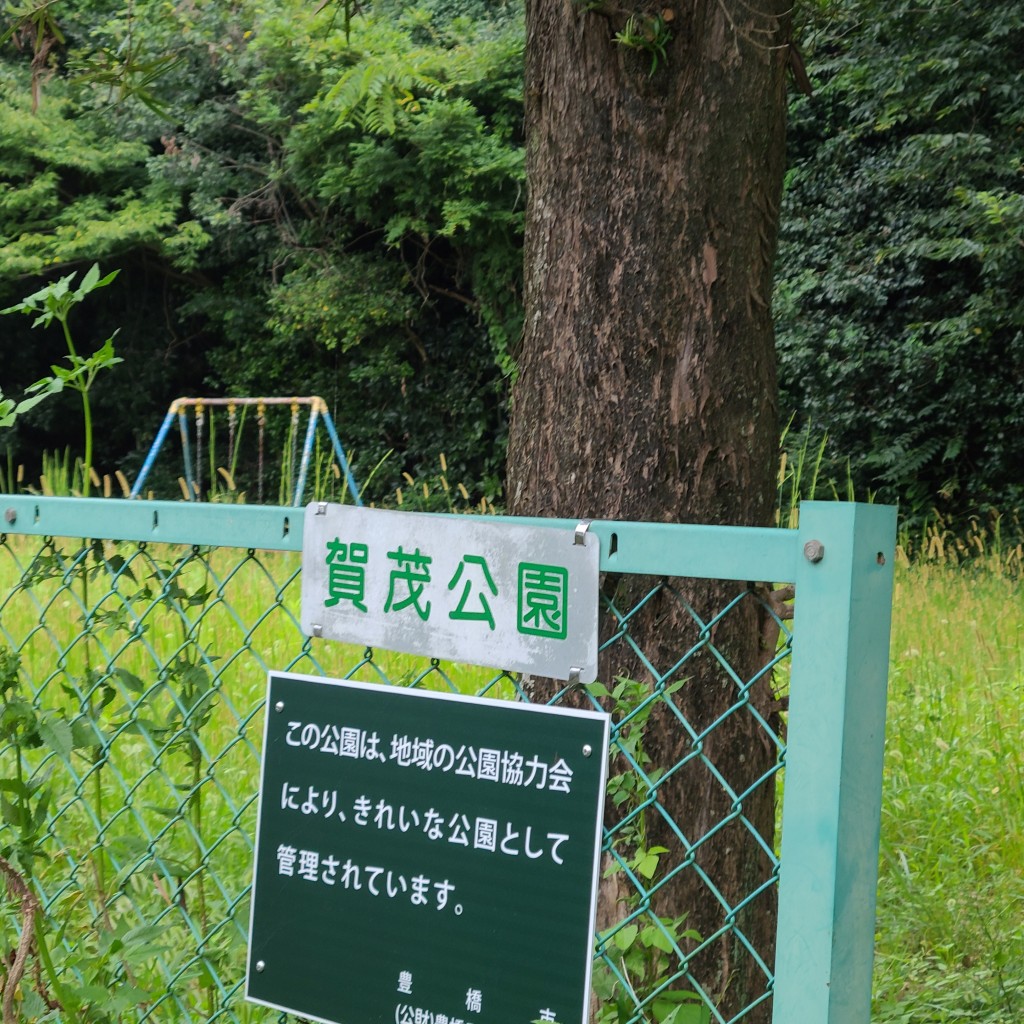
[{"left": 323, "top": 50, "right": 447, "bottom": 134}]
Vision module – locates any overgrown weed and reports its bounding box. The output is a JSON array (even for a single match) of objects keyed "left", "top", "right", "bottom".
[
  {"left": 875, "top": 554, "right": 1024, "bottom": 1022},
  {"left": 389, "top": 452, "right": 498, "bottom": 514},
  {"left": 897, "top": 510, "right": 1023, "bottom": 578}
]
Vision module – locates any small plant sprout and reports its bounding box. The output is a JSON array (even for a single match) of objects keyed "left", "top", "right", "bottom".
[
  {"left": 614, "top": 12, "right": 673, "bottom": 74},
  {"left": 1, "top": 264, "right": 122, "bottom": 497}
]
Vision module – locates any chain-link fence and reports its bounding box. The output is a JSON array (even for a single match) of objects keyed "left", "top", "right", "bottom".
[{"left": 0, "top": 497, "right": 896, "bottom": 1024}]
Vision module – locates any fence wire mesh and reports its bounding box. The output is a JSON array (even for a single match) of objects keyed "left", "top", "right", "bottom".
[{"left": 0, "top": 520, "right": 794, "bottom": 1024}]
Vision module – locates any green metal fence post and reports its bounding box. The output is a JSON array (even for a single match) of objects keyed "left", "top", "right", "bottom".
[{"left": 772, "top": 501, "right": 897, "bottom": 1024}]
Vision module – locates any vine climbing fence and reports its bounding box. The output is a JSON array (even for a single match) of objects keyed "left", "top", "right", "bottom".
[{"left": 0, "top": 496, "right": 895, "bottom": 1024}]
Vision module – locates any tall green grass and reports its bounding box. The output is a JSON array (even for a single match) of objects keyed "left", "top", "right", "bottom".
[
  {"left": 874, "top": 553, "right": 1024, "bottom": 1022},
  {"left": 2, "top": 525, "right": 1021, "bottom": 1022},
  {"left": 0, "top": 534, "right": 517, "bottom": 1022}
]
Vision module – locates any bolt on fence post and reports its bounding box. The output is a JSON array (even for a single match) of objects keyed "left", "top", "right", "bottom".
[{"left": 772, "top": 501, "right": 896, "bottom": 1024}]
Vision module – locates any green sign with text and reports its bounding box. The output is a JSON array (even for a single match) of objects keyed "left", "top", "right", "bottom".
[{"left": 246, "top": 672, "right": 610, "bottom": 1024}]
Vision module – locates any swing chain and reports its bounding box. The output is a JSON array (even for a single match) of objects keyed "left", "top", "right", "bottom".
[
  {"left": 290, "top": 401, "right": 300, "bottom": 505},
  {"left": 195, "top": 400, "right": 205, "bottom": 501},
  {"left": 257, "top": 400, "right": 266, "bottom": 504},
  {"left": 227, "top": 402, "right": 237, "bottom": 478}
]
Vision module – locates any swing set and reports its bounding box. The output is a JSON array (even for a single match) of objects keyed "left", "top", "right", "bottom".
[{"left": 129, "top": 396, "right": 362, "bottom": 506}]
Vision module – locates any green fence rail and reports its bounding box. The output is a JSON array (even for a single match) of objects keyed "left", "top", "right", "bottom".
[{"left": 0, "top": 496, "right": 896, "bottom": 1024}]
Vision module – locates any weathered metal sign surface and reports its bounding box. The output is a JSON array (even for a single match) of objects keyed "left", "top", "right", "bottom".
[
  {"left": 300, "top": 504, "right": 600, "bottom": 683},
  {"left": 246, "top": 672, "right": 610, "bottom": 1024}
]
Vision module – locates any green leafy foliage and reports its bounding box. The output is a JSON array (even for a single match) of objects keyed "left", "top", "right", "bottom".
[
  {"left": 586, "top": 677, "right": 708, "bottom": 1024},
  {"left": 776, "top": 0, "right": 1024, "bottom": 525},
  {"left": 235, "top": 4, "right": 524, "bottom": 495},
  {"left": 593, "top": 915, "right": 708, "bottom": 1024},
  {"left": 2, "top": 263, "right": 122, "bottom": 495},
  {"left": 613, "top": 13, "right": 672, "bottom": 75},
  {"left": 1, "top": 642, "right": 164, "bottom": 1019},
  {"left": 0, "top": 389, "right": 15, "bottom": 428},
  {"left": 0, "top": 65, "right": 180, "bottom": 275},
  {"left": 1, "top": 0, "right": 523, "bottom": 502},
  {"left": 2, "top": 0, "right": 1018, "bottom": 523}
]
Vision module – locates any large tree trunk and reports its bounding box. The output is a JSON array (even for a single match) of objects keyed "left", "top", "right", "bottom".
[{"left": 508, "top": 1, "right": 790, "bottom": 1020}]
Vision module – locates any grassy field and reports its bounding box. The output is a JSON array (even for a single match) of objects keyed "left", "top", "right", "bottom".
[
  {"left": 2, "top": 528, "right": 1022, "bottom": 1022},
  {"left": 873, "top": 549, "right": 1023, "bottom": 1023}
]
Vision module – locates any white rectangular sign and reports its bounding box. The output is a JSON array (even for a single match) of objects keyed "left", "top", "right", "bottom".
[{"left": 301, "top": 505, "right": 600, "bottom": 682}]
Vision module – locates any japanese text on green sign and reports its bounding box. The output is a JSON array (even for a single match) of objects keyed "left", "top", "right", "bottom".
[
  {"left": 247, "top": 673, "right": 609, "bottom": 1024},
  {"left": 301, "top": 505, "right": 600, "bottom": 681}
]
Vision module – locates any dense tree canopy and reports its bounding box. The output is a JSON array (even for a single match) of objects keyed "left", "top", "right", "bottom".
[
  {"left": 776, "top": 0, "right": 1024, "bottom": 522},
  {"left": 1, "top": 0, "right": 524, "bottom": 500},
  {"left": 1, "top": 0, "right": 1021, "bottom": 523}
]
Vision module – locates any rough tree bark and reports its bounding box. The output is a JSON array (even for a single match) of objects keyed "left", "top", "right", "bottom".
[{"left": 507, "top": 1, "right": 790, "bottom": 1020}]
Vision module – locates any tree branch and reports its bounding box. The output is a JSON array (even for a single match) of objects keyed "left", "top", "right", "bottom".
[{"left": 0, "top": 856, "right": 40, "bottom": 1024}]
